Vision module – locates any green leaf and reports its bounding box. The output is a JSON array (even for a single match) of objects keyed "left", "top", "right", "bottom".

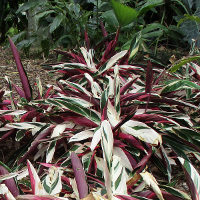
[
  {"left": 16, "top": 0, "right": 42, "bottom": 13},
  {"left": 35, "top": 10, "right": 55, "bottom": 21},
  {"left": 161, "top": 79, "right": 200, "bottom": 94},
  {"left": 101, "top": 10, "right": 119, "bottom": 29},
  {"left": 15, "top": 130, "right": 26, "bottom": 142},
  {"left": 111, "top": 0, "right": 138, "bottom": 27},
  {"left": 138, "top": 0, "right": 164, "bottom": 16},
  {"left": 50, "top": 14, "right": 64, "bottom": 33},
  {"left": 177, "top": 9, "right": 200, "bottom": 47},
  {"left": 100, "top": 88, "right": 109, "bottom": 113},
  {"left": 169, "top": 55, "right": 200, "bottom": 73}
]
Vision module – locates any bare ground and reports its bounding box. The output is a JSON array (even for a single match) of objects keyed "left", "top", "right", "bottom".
[{"left": 0, "top": 46, "right": 57, "bottom": 94}]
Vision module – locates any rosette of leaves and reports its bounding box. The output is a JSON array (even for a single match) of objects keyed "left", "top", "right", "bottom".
[{"left": 1, "top": 28, "right": 200, "bottom": 198}]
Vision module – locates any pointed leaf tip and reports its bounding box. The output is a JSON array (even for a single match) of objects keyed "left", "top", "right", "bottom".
[{"left": 8, "top": 37, "right": 32, "bottom": 101}]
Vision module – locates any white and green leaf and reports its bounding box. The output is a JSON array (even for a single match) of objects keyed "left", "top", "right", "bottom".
[
  {"left": 121, "top": 120, "right": 162, "bottom": 145},
  {"left": 178, "top": 157, "right": 200, "bottom": 199},
  {"left": 43, "top": 166, "right": 63, "bottom": 195},
  {"left": 140, "top": 171, "right": 164, "bottom": 200}
]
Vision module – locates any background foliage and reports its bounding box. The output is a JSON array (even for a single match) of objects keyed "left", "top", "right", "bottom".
[{"left": 1, "top": 0, "right": 199, "bottom": 56}]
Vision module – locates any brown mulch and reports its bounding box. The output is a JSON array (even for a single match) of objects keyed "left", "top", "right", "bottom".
[{"left": 0, "top": 46, "right": 58, "bottom": 95}]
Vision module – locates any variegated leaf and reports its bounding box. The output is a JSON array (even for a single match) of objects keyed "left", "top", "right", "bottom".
[
  {"left": 80, "top": 47, "right": 97, "bottom": 72},
  {"left": 106, "top": 51, "right": 128, "bottom": 72},
  {"left": 27, "top": 160, "right": 46, "bottom": 195},
  {"left": 69, "top": 129, "right": 94, "bottom": 143},
  {"left": 106, "top": 76, "right": 114, "bottom": 97},
  {"left": 100, "top": 87, "right": 109, "bottom": 113},
  {"left": 6, "top": 122, "right": 48, "bottom": 130},
  {"left": 111, "top": 155, "right": 128, "bottom": 195},
  {"left": 140, "top": 171, "right": 164, "bottom": 200},
  {"left": 46, "top": 98, "right": 101, "bottom": 125},
  {"left": 0, "top": 184, "right": 16, "bottom": 200},
  {"left": 43, "top": 166, "right": 63, "bottom": 195},
  {"left": 90, "top": 127, "right": 102, "bottom": 151},
  {"left": 0, "top": 110, "right": 26, "bottom": 116},
  {"left": 121, "top": 120, "right": 162, "bottom": 145},
  {"left": 178, "top": 157, "right": 200, "bottom": 199},
  {"left": 46, "top": 124, "right": 67, "bottom": 163},
  {"left": 114, "top": 65, "right": 120, "bottom": 118},
  {"left": 59, "top": 80, "right": 91, "bottom": 96},
  {"left": 101, "top": 120, "right": 114, "bottom": 199},
  {"left": 85, "top": 73, "right": 102, "bottom": 98},
  {"left": 113, "top": 147, "right": 133, "bottom": 171},
  {"left": 107, "top": 100, "right": 120, "bottom": 127},
  {"left": 99, "top": 50, "right": 128, "bottom": 75}
]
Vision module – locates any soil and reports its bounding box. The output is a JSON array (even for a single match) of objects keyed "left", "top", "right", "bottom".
[{"left": 0, "top": 46, "right": 58, "bottom": 95}]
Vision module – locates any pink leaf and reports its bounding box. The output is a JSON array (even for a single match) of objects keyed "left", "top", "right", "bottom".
[
  {"left": 0, "top": 166, "right": 19, "bottom": 197},
  {"left": 70, "top": 152, "right": 88, "bottom": 199},
  {"left": 118, "top": 132, "right": 145, "bottom": 151},
  {"left": 12, "top": 84, "right": 26, "bottom": 98},
  {"left": 19, "top": 126, "right": 53, "bottom": 163},
  {"left": 0, "top": 129, "right": 16, "bottom": 142},
  {"left": 84, "top": 29, "right": 90, "bottom": 50},
  {"left": 27, "top": 160, "right": 46, "bottom": 195},
  {"left": 120, "top": 78, "right": 137, "bottom": 95},
  {"left": 8, "top": 37, "right": 32, "bottom": 101},
  {"left": 145, "top": 61, "right": 153, "bottom": 94}
]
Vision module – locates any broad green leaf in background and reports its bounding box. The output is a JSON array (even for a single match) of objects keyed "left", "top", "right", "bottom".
[
  {"left": 138, "top": 0, "right": 164, "bottom": 16},
  {"left": 177, "top": 9, "right": 200, "bottom": 47},
  {"left": 102, "top": 10, "right": 119, "bottom": 29},
  {"left": 111, "top": 0, "right": 138, "bottom": 27},
  {"left": 50, "top": 14, "right": 64, "bottom": 34}
]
